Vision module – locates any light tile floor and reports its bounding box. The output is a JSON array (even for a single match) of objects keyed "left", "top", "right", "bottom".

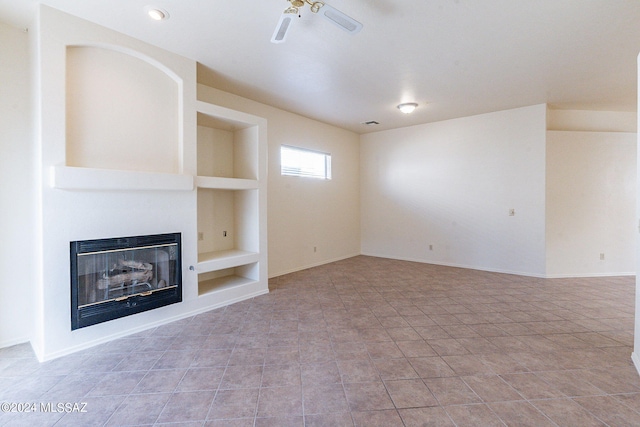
[{"left": 1, "top": 255, "right": 639, "bottom": 426}]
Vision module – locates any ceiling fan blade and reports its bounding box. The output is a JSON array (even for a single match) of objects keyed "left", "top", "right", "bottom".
[
  {"left": 271, "top": 12, "right": 295, "bottom": 43},
  {"left": 319, "top": 3, "right": 363, "bottom": 34}
]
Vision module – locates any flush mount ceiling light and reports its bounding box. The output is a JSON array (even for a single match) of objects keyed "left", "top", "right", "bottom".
[
  {"left": 146, "top": 6, "right": 169, "bottom": 21},
  {"left": 271, "top": 0, "right": 363, "bottom": 43},
  {"left": 397, "top": 102, "right": 418, "bottom": 114}
]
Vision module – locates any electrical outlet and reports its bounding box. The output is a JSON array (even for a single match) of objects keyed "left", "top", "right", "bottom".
[
  {"left": 600, "top": 253, "right": 605, "bottom": 260},
  {"left": 313, "top": 246, "right": 317, "bottom": 252},
  {"left": 509, "top": 208, "right": 515, "bottom": 216},
  {"left": 198, "top": 232, "right": 204, "bottom": 241},
  {"left": 429, "top": 245, "right": 433, "bottom": 251}
]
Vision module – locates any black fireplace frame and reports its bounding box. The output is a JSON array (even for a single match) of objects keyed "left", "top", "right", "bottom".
[{"left": 70, "top": 233, "right": 182, "bottom": 330}]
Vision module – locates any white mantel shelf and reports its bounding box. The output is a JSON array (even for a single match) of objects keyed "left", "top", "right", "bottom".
[{"left": 50, "top": 166, "right": 194, "bottom": 191}]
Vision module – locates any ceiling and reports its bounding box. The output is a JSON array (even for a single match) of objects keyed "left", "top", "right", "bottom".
[{"left": 2, "top": 0, "right": 640, "bottom": 133}]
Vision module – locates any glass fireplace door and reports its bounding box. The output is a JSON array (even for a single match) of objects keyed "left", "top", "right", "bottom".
[{"left": 71, "top": 233, "right": 182, "bottom": 330}]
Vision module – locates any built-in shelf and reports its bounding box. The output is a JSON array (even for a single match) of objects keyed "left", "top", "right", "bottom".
[
  {"left": 197, "top": 249, "right": 260, "bottom": 272},
  {"left": 198, "top": 275, "right": 258, "bottom": 296},
  {"left": 195, "top": 176, "right": 258, "bottom": 190},
  {"left": 197, "top": 261, "right": 260, "bottom": 297},
  {"left": 51, "top": 166, "right": 193, "bottom": 191},
  {"left": 197, "top": 102, "right": 260, "bottom": 181}
]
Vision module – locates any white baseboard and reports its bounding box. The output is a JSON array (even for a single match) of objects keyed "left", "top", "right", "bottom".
[
  {"left": 544, "top": 271, "right": 636, "bottom": 278},
  {"left": 359, "top": 251, "right": 636, "bottom": 279},
  {"left": 359, "top": 252, "right": 548, "bottom": 278},
  {"left": 269, "top": 253, "right": 361, "bottom": 278}
]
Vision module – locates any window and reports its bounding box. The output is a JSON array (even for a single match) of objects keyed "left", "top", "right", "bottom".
[{"left": 280, "top": 145, "right": 332, "bottom": 180}]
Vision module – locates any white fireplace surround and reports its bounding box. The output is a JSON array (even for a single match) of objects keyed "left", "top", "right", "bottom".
[{"left": 32, "top": 6, "right": 267, "bottom": 361}]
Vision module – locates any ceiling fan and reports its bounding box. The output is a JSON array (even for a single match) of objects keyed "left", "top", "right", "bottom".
[{"left": 271, "top": 0, "right": 363, "bottom": 43}]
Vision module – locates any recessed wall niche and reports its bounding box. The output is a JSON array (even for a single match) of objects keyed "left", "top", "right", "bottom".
[{"left": 65, "top": 46, "right": 180, "bottom": 174}]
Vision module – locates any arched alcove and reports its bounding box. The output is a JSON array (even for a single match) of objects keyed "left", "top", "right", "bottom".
[{"left": 66, "top": 45, "right": 180, "bottom": 174}]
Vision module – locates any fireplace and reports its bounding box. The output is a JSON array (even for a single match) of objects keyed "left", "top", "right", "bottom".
[{"left": 70, "top": 233, "right": 182, "bottom": 330}]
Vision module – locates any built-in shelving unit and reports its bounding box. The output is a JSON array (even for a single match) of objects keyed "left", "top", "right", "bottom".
[{"left": 195, "top": 100, "right": 267, "bottom": 298}]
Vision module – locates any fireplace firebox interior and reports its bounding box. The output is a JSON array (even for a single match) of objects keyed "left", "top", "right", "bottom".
[{"left": 71, "top": 233, "right": 182, "bottom": 330}]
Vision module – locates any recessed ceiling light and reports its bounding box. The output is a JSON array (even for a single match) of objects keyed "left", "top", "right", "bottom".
[
  {"left": 397, "top": 103, "right": 418, "bottom": 114},
  {"left": 146, "top": 7, "right": 169, "bottom": 21}
]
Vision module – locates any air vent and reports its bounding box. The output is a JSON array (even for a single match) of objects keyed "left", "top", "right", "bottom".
[{"left": 362, "top": 120, "right": 380, "bottom": 126}]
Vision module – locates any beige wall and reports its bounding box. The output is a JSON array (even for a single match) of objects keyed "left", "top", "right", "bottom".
[
  {"left": 546, "top": 108, "right": 637, "bottom": 277},
  {"left": 547, "top": 108, "right": 636, "bottom": 133},
  {"left": 65, "top": 46, "right": 181, "bottom": 173},
  {"left": 0, "top": 23, "right": 34, "bottom": 347},
  {"left": 546, "top": 130, "right": 636, "bottom": 276},
  {"left": 198, "top": 84, "right": 361, "bottom": 277}
]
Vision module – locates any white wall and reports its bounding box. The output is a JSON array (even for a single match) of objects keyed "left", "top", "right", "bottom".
[
  {"left": 546, "top": 130, "right": 636, "bottom": 277},
  {"left": 197, "top": 84, "right": 361, "bottom": 277},
  {"left": 0, "top": 23, "right": 34, "bottom": 347},
  {"left": 633, "top": 55, "right": 640, "bottom": 374},
  {"left": 360, "top": 104, "right": 548, "bottom": 276}
]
